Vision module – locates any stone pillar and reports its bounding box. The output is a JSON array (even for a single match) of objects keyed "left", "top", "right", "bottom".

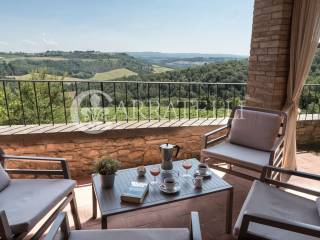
[{"left": 246, "top": 0, "right": 293, "bottom": 110}]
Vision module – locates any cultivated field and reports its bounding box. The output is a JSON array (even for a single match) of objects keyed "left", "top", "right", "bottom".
[
  {"left": 152, "top": 65, "right": 173, "bottom": 73},
  {"left": 90, "top": 68, "right": 138, "bottom": 80}
]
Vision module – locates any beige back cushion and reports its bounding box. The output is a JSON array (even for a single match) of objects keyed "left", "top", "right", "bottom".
[
  {"left": 229, "top": 109, "right": 282, "bottom": 151},
  {"left": 0, "top": 164, "right": 10, "bottom": 191}
]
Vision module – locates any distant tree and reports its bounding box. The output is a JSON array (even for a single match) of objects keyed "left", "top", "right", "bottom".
[{"left": 0, "top": 80, "right": 72, "bottom": 125}]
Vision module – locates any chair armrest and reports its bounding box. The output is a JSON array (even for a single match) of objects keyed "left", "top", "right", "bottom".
[
  {"left": 270, "top": 136, "right": 284, "bottom": 153},
  {"left": 239, "top": 211, "right": 320, "bottom": 239},
  {"left": 203, "top": 125, "right": 229, "bottom": 138},
  {"left": 261, "top": 166, "right": 320, "bottom": 197},
  {"left": 44, "top": 212, "right": 70, "bottom": 240},
  {"left": 269, "top": 136, "right": 285, "bottom": 166},
  {"left": 261, "top": 166, "right": 320, "bottom": 182},
  {"left": 1, "top": 154, "right": 71, "bottom": 179},
  {"left": 190, "top": 212, "right": 202, "bottom": 240},
  {"left": 202, "top": 125, "right": 229, "bottom": 148}
]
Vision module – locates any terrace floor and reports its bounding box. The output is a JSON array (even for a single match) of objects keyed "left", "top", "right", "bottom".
[{"left": 43, "top": 149, "right": 320, "bottom": 240}]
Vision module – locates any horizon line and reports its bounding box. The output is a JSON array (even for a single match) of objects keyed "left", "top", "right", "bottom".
[{"left": 0, "top": 50, "right": 249, "bottom": 57}]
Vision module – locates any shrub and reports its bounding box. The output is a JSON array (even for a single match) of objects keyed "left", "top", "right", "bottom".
[{"left": 94, "top": 157, "right": 120, "bottom": 175}]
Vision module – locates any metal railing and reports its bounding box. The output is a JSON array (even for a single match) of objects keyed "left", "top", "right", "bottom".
[
  {"left": 0, "top": 79, "right": 318, "bottom": 126},
  {"left": 299, "top": 84, "right": 320, "bottom": 121}
]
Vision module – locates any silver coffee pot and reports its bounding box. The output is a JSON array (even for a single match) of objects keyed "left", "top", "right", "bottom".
[{"left": 159, "top": 143, "right": 180, "bottom": 170}]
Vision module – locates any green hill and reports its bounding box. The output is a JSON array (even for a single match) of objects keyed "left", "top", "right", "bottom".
[
  {"left": 120, "top": 60, "right": 248, "bottom": 84},
  {"left": 0, "top": 51, "right": 152, "bottom": 79},
  {"left": 90, "top": 68, "right": 138, "bottom": 80}
]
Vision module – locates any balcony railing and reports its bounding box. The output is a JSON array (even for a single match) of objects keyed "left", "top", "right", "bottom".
[
  {"left": 298, "top": 84, "right": 320, "bottom": 121},
  {"left": 0, "top": 79, "right": 318, "bottom": 126}
]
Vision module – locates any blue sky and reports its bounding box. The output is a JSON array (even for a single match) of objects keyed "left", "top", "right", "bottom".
[{"left": 0, "top": 0, "right": 254, "bottom": 55}]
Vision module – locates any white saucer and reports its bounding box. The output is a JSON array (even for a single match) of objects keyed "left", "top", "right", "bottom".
[
  {"left": 159, "top": 182, "right": 181, "bottom": 194},
  {"left": 194, "top": 170, "right": 212, "bottom": 178}
]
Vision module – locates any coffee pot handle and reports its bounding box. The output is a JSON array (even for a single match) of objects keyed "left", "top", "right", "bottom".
[{"left": 174, "top": 145, "right": 180, "bottom": 158}]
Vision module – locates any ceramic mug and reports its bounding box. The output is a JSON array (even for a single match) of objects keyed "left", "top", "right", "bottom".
[
  {"left": 164, "top": 178, "right": 176, "bottom": 191},
  {"left": 193, "top": 176, "right": 203, "bottom": 188},
  {"left": 198, "top": 163, "right": 208, "bottom": 175}
]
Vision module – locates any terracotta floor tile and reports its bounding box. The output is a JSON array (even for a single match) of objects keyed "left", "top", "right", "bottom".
[{"left": 44, "top": 151, "right": 320, "bottom": 240}]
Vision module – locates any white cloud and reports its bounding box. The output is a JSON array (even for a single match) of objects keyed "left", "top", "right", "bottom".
[{"left": 22, "top": 39, "right": 37, "bottom": 45}]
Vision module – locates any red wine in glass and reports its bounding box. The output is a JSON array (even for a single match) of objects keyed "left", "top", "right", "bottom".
[
  {"left": 150, "top": 166, "right": 160, "bottom": 185},
  {"left": 182, "top": 161, "right": 192, "bottom": 177}
]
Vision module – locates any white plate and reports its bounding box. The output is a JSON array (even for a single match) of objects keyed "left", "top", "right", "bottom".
[
  {"left": 159, "top": 182, "right": 181, "bottom": 194},
  {"left": 194, "top": 170, "right": 212, "bottom": 178}
]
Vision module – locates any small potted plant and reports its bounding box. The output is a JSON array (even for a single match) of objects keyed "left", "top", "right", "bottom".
[{"left": 94, "top": 157, "right": 120, "bottom": 188}]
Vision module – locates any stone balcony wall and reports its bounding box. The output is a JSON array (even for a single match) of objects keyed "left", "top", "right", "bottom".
[
  {"left": 0, "top": 125, "right": 217, "bottom": 178},
  {"left": 0, "top": 119, "right": 318, "bottom": 179},
  {"left": 296, "top": 120, "right": 320, "bottom": 148}
]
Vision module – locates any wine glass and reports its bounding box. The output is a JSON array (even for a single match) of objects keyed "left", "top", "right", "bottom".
[
  {"left": 149, "top": 165, "right": 160, "bottom": 185},
  {"left": 182, "top": 160, "right": 192, "bottom": 178}
]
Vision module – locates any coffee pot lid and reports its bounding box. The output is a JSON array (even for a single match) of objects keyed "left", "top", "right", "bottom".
[{"left": 160, "top": 143, "right": 176, "bottom": 149}]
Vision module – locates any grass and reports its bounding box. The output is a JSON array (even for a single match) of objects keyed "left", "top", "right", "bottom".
[
  {"left": 152, "top": 65, "right": 173, "bottom": 73},
  {"left": 90, "top": 68, "right": 138, "bottom": 80}
]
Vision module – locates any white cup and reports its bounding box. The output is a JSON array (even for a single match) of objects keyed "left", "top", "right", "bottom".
[
  {"left": 164, "top": 178, "right": 176, "bottom": 191},
  {"left": 193, "top": 176, "right": 203, "bottom": 188},
  {"left": 198, "top": 163, "right": 208, "bottom": 175}
]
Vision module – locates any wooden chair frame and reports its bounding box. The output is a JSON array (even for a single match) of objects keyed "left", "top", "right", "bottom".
[
  {"left": 45, "top": 211, "right": 202, "bottom": 240},
  {"left": 237, "top": 166, "right": 320, "bottom": 240},
  {"left": 201, "top": 106, "right": 287, "bottom": 181},
  {"left": 0, "top": 151, "right": 81, "bottom": 240}
]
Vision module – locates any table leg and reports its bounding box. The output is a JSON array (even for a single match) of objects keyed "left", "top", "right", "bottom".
[
  {"left": 101, "top": 216, "right": 108, "bottom": 229},
  {"left": 92, "top": 183, "right": 97, "bottom": 219},
  {"left": 226, "top": 187, "right": 233, "bottom": 234}
]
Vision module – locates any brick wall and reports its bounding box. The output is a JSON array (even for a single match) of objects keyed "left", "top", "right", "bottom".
[
  {"left": 1, "top": 120, "right": 318, "bottom": 179},
  {"left": 0, "top": 126, "right": 216, "bottom": 178},
  {"left": 296, "top": 120, "right": 320, "bottom": 147},
  {"left": 246, "top": 0, "right": 293, "bottom": 110}
]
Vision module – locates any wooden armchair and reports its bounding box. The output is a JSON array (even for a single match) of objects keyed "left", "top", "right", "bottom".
[
  {"left": 234, "top": 166, "right": 320, "bottom": 240},
  {"left": 201, "top": 106, "right": 287, "bottom": 180},
  {"left": 45, "top": 211, "right": 202, "bottom": 240},
  {"left": 0, "top": 150, "right": 81, "bottom": 240}
]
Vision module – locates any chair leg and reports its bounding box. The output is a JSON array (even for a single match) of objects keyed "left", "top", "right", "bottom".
[
  {"left": 0, "top": 211, "right": 13, "bottom": 240},
  {"left": 70, "top": 191, "right": 81, "bottom": 230}
]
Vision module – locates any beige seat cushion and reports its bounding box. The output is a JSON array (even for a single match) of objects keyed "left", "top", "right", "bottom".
[
  {"left": 69, "top": 228, "right": 190, "bottom": 240},
  {"left": 0, "top": 165, "right": 10, "bottom": 191},
  {"left": 229, "top": 109, "right": 282, "bottom": 151},
  {"left": 0, "top": 179, "right": 75, "bottom": 235},
  {"left": 316, "top": 198, "right": 320, "bottom": 216},
  {"left": 201, "top": 142, "right": 270, "bottom": 171},
  {"left": 234, "top": 181, "right": 320, "bottom": 240}
]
